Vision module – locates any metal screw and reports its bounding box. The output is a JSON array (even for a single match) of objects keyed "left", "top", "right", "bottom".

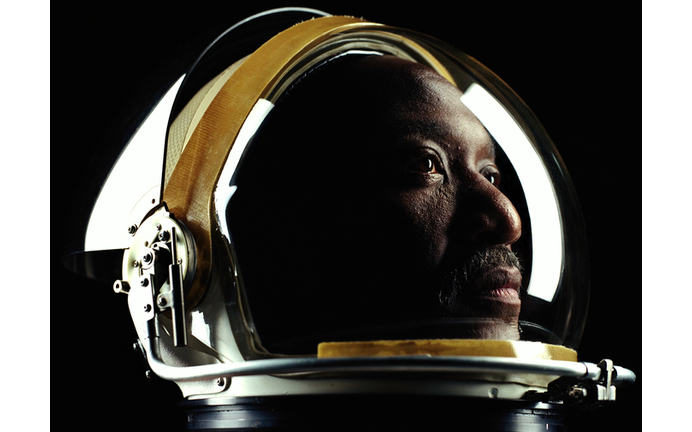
[
  {"left": 157, "top": 297, "right": 168, "bottom": 307},
  {"left": 216, "top": 378, "right": 226, "bottom": 387},
  {"left": 568, "top": 386, "right": 587, "bottom": 402},
  {"left": 142, "top": 252, "right": 154, "bottom": 264},
  {"left": 156, "top": 223, "right": 162, "bottom": 231},
  {"left": 127, "top": 224, "right": 138, "bottom": 235},
  {"left": 133, "top": 260, "right": 140, "bottom": 268},
  {"left": 140, "top": 278, "right": 149, "bottom": 287},
  {"left": 144, "top": 304, "right": 152, "bottom": 313},
  {"left": 158, "top": 230, "right": 170, "bottom": 242}
]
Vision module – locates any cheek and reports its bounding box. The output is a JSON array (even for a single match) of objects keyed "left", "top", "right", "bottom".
[{"left": 384, "top": 189, "right": 454, "bottom": 271}]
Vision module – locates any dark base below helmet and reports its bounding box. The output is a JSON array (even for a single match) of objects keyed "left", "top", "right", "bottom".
[{"left": 182, "top": 395, "right": 572, "bottom": 431}]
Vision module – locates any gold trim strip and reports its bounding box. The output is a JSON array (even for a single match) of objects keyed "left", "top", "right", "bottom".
[{"left": 318, "top": 340, "right": 577, "bottom": 362}]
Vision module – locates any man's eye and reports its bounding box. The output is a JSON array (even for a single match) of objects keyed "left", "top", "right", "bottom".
[
  {"left": 414, "top": 156, "right": 439, "bottom": 174},
  {"left": 482, "top": 168, "right": 501, "bottom": 187}
]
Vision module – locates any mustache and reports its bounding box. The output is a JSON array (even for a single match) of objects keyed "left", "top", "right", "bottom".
[
  {"left": 457, "top": 246, "right": 523, "bottom": 283},
  {"left": 441, "top": 246, "right": 523, "bottom": 298}
]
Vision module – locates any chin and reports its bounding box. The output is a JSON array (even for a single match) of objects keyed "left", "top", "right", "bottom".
[
  {"left": 468, "top": 321, "right": 521, "bottom": 340},
  {"left": 439, "top": 300, "right": 522, "bottom": 340}
]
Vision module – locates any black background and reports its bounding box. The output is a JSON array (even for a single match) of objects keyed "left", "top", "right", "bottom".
[{"left": 52, "top": 1, "right": 641, "bottom": 430}]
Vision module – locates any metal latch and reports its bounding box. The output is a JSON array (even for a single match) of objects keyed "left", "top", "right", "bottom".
[
  {"left": 547, "top": 359, "right": 619, "bottom": 408},
  {"left": 113, "top": 204, "right": 195, "bottom": 347}
]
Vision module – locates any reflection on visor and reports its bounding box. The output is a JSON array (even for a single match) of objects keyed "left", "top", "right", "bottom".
[
  {"left": 461, "top": 84, "right": 562, "bottom": 302},
  {"left": 215, "top": 98, "right": 275, "bottom": 245},
  {"left": 85, "top": 76, "right": 186, "bottom": 252}
]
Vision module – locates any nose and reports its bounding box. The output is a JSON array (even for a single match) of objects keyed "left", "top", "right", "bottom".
[{"left": 458, "top": 178, "right": 522, "bottom": 248}]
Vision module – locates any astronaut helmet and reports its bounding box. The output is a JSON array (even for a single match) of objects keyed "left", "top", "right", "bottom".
[{"left": 74, "top": 7, "right": 634, "bottom": 431}]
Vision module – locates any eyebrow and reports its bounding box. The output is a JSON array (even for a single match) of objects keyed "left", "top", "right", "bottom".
[
  {"left": 390, "top": 119, "right": 497, "bottom": 160},
  {"left": 396, "top": 119, "right": 449, "bottom": 140}
]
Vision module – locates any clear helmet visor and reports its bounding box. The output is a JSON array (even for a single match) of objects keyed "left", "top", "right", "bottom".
[
  {"left": 87, "top": 13, "right": 590, "bottom": 364},
  {"left": 163, "top": 24, "right": 590, "bottom": 358}
]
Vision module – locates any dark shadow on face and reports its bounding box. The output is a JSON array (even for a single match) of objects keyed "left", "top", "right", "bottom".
[{"left": 227, "top": 55, "right": 525, "bottom": 354}]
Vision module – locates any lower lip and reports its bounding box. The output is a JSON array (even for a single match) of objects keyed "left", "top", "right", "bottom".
[{"left": 477, "top": 287, "right": 520, "bottom": 302}]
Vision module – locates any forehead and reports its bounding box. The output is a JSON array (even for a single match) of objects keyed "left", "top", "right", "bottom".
[
  {"left": 355, "top": 60, "right": 494, "bottom": 158},
  {"left": 257, "top": 55, "right": 496, "bottom": 165}
]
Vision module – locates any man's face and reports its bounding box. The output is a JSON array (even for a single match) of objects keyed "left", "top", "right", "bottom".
[
  {"left": 230, "top": 55, "right": 525, "bottom": 351},
  {"left": 341, "top": 56, "right": 523, "bottom": 339}
]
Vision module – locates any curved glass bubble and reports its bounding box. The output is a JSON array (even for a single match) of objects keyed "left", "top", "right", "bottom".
[{"left": 173, "top": 21, "right": 590, "bottom": 359}]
